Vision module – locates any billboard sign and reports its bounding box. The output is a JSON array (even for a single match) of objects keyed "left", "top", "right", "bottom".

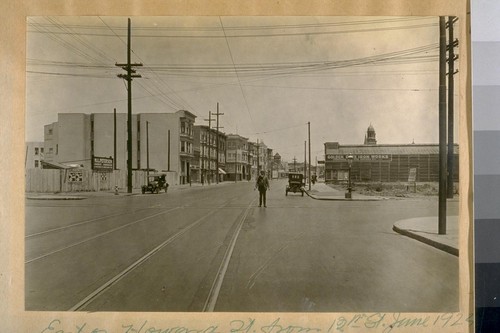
[{"left": 92, "top": 156, "right": 113, "bottom": 172}]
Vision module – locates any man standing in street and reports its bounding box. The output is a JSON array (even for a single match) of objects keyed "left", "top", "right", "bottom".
[{"left": 255, "top": 170, "right": 270, "bottom": 207}]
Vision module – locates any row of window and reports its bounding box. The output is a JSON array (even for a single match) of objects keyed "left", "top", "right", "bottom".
[
  {"left": 180, "top": 141, "right": 193, "bottom": 154},
  {"left": 181, "top": 122, "right": 194, "bottom": 136}
]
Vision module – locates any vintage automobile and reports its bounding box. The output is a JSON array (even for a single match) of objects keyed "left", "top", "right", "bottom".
[
  {"left": 141, "top": 173, "right": 169, "bottom": 194},
  {"left": 286, "top": 172, "right": 305, "bottom": 196}
]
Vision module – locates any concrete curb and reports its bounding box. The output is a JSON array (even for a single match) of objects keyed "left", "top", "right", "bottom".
[
  {"left": 305, "top": 190, "right": 385, "bottom": 201},
  {"left": 26, "top": 196, "right": 88, "bottom": 200},
  {"left": 392, "top": 224, "right": 459, "bottom": 256}
]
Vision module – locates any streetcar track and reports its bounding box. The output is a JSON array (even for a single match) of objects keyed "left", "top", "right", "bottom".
[
  {"left": 70, "top": 198, "right": 243, "bottom": 311},
  {"left": 202, "top": 197, "right": 257, "bottom": 312},
  {"left": 25, "top": 210, "right": 148, "bottom": 239},
  {"left": 26, "top": 192, "right": 227, "bottom": 239},
  {"left": 27, "top": 189, "right": 255, "bottom": 311},
  {"left": 246, "top": 231, "right": 306, "bottom": 290},
  {"left": 25, "top": 206, "right": 182, "bottom": 264}
]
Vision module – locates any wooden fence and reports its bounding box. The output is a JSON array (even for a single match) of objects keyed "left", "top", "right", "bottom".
[{"left": 25, "top": 169, "right": 178, "bottom": 193}]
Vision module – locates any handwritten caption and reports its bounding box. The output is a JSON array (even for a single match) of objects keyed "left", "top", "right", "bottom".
[{"left": 40, "top": 313, "right": 473, "bottom": 333}]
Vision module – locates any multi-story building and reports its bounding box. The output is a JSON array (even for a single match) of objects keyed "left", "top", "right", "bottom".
[
  {"left": 267, "top": 148, "right": 274, "bottom": 177},
  {"left": 256, "top": 140, "right": 267, "bottom": 175},
  {"left": 193, "top": 125, "right": 227, "bottom": 184},
  {"left": 248, "top": 141, "right": 257, "bottom": 180},
  {"left": 216, "top": 130, "right": 227, "bottom": 182},
  {"left": 25, "top": 142, "right": 44, "bottom": 169},
  {"left": 226, "top": 134, "right": 249, "bottom": 181},
  {"left": 43, "top": 110, "right": 196, "bottom": 185},
  {"left": 271, "top": 153, "right": 281, "bottom": 179}
]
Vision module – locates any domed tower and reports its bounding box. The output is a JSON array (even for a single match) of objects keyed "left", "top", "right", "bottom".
[{"left": 364, "top": 124, "right": 377, "bottom": 145}]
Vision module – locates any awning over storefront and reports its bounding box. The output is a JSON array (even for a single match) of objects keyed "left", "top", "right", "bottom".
[{"left": 218, "top": 168, "right": 226, "bottom": 174}]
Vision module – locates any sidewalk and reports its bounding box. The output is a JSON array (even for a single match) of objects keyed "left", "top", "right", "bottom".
[
  {"left": 304, "top": 181, "right": 459, "bottom": 256},
  {"left": 305, "top": 182, "right": 385, "bottom": 201},
  {"left": 25, "top": 181, "right": 232, "bottom": 200},
  {"left": 393, "top": 216, "right": 459, "bottom": 256}
]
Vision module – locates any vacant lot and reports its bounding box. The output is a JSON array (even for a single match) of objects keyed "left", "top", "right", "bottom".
[{"left": 328, "top": 182, "right": 459, "bottom": 199}]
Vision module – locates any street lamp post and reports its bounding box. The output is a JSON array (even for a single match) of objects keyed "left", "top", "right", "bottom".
[{"left": 345, "top": 155, "right": 353, "bottom": 199}]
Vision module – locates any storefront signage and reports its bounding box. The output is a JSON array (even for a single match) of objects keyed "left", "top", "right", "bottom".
[
  {"left": 325, "top": 154, "right": 392, "bottom": 161},
  {"left": 92, "top": 156, "right": 113, "bottom": 172}
]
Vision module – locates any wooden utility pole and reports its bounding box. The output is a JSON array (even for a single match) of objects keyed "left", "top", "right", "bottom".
[
  {"left": 256, "top": 139, "right": 260, "bottom": 176},
  {"left": 214, "top": 102, "right": 224, "bottom": 184},
  {"left": 146, "top": 121, "right": 150, "bottom": 180},
  {"left": 447, "top": 16, "right": 458, "bottom": 198},
  {"left": 167, "top": 130, "right": 171, "bottom": 171},
  {"left": 113, "top": 108, "right": 117, "bottom": 170},
  {"left": 116, "top": 18, "right": 142, "bottom": 193},
  {"left": 304, "top": 141, "right": 307, "bottom": 181},
  {"left": 308, "top": 122, "right": 311, "bottom": 190},
  {"left": 205, "top": 111, "right": 215, "bottom": 184},
  {"left": 438, "top": 16, "right": 447, "bottom": 234}
]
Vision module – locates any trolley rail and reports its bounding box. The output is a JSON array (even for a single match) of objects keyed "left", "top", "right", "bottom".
[{"left": 26, "top": 188, "right": 256, "bottom": 312}]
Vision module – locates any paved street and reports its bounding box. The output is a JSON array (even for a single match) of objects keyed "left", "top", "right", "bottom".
[{"left": 25, "top": 180, "right": 459, "bottom": 312}]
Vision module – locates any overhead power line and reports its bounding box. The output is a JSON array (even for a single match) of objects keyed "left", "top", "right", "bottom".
[
  {"left": 28, "top": 21, "right": 437, "bottom": 39},
  {"left": 29, "top": 16, "right": 432, "bottom": 32}
]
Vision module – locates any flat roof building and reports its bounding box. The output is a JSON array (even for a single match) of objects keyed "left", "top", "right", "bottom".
[{"left": 324, "top": 125, "right": 459, "bottom": 184}]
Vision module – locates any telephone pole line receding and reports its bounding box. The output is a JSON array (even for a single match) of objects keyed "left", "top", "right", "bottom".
[
  {"left": 116, "top": 18, "right": 142, "bottom": 194},
  {"left": 205, "top": 111, "right": 215, "bottom": 184},
  {"left": 213, "top": 102, "right": 224, "bottom": 184},
  {"left": 308, "top": 122, "right": 311, "bottom": 191}
]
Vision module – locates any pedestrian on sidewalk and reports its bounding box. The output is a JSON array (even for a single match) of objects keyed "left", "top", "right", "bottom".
[{"left": 255, "top": 170, "right": 270, "bottom": 207}]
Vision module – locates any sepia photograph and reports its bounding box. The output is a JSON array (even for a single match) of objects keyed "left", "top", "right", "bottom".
[{"left": 23, "top": 14, "right": 464, "bottom": 315}]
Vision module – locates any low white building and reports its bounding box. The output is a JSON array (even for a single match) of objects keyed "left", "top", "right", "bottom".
[{"left": 43, "top": 110, "right": 196, "bottom": 185}]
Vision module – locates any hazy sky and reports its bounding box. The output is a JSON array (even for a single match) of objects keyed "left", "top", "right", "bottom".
[{"left": 26, "top": 16, "right": 460, "bottom": 161}]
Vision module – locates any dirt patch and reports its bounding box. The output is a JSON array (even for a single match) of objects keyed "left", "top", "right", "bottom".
[{"left": 327, "top": 182, "right": 458, "bottom": 199}]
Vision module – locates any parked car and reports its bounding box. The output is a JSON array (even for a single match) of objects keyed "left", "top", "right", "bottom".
[
  {"left": 286, "top": 173, "right": 304, "bottom": 196},
  {"left": 142, "top": 173, "right": 169, "bottom": 194}
]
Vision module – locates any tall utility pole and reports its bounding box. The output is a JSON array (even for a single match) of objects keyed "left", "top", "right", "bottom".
[
  {"left": 205, "top": 111, "right": 215, "bottom": 184},
  {"left": 308, "top": 122, "right": 311, "bottom": 191},
  {"left": 438, "top": 16, "right": 447, "bottom": 235},
  {"left": 116, "top": 18, "right": 142, "bottom": 193},
  {"left": 256, "top": 139, "right": 260, "bottom": 175},
  {"left": 113, "top": 108, "right": 117, "bottom": 170},
  {"left": 304, "top": 141, "right": 307, "bottom": 182},
  {"left": 146, "top": 121, "right": 150, "bottom": 180},
  {"left": 293, "top": 156, "right": 297, "bottom": 172},
  {"left": 214, "top": 102, "right": 224, "bottom": 184},
  {"left": 447, "top": 16, "right": 459, "bottom": 199},
  {"left": 167, "top": 130, "right": 171, "bottom": 171}
]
